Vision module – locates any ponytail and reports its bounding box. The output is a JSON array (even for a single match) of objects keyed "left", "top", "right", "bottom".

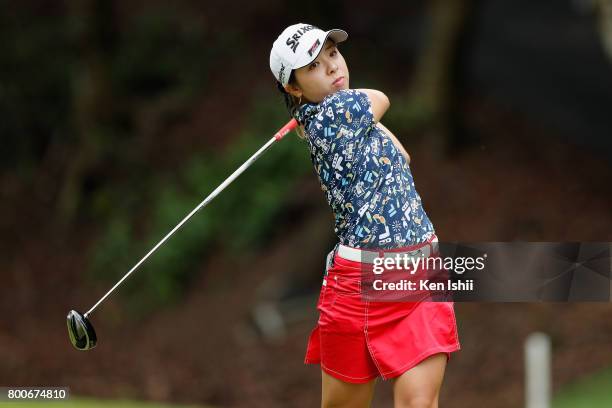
[{"left": 275, "top": 72, "right": 307, "bottom": 139}]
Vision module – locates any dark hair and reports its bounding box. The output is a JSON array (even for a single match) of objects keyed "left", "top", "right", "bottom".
[{"left": 276, "top": 70, "right": 307, "bottom": 139}]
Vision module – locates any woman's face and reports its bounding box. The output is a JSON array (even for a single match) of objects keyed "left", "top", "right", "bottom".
[{"left": 287, "top": 39, "right": 349, "bottom": 103}]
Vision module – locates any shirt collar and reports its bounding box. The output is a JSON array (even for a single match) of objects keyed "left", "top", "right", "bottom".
[{"left": 295, "top": 101, "right": 320, "bottom": 125}]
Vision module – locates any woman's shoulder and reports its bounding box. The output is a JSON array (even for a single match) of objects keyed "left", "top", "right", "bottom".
[
  {"left": 297, "top": 89, "right": 374, "bottom": 140},
  {"left": 302, "top": 89, "right": 368, "bottom": 112},
  {"left": 304, "top": 89, "right": 371, "bottom": 118},
  {"left": 320, "top": 88, "right": 368, "bottom": 107}
]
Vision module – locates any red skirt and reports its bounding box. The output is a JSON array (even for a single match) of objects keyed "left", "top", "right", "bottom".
[{"left": 304, "top": 238, "right": 461, "bottom": 383}]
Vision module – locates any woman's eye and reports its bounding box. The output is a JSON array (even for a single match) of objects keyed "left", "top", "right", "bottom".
[
  {"left": 330, "top": 50, "right": 337, "bottom": 56},
  {"left": 309, "top": 62, "right": 318, "bottom": 70}
]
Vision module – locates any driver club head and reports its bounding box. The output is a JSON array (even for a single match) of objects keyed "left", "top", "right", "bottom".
[{"left": 66, "top": 310, "right": 97, "bottom": 351}]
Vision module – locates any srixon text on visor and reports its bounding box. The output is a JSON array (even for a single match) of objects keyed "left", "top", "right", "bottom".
[{"left": 286, "top": 25, "right": 316, "bottom": 52}]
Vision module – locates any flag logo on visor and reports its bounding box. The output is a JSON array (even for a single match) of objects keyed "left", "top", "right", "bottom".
[{"left": 308, "top": 39, "right": 321, "bottom": 57}]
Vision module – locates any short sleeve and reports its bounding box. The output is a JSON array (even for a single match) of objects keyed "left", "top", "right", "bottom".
[{"left": 304, "top": 89, "right": 375, "bottom": 141}]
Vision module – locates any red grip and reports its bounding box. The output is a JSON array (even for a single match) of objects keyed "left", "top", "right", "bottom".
[{"left": 274, "top": 118, "right": 298, "bottom": 141}]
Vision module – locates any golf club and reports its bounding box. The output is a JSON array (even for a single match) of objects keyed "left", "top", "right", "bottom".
[{"left": 67, "top": 118, "right": 298, "bottom": 351}]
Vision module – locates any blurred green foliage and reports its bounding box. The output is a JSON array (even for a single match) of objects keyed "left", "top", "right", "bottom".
[
  {"left": 0, "top": 9, "right": 74, "bottom": 177},
  {"left": 111, "top": 8, "right": 219, "bottom": 101},
  {"left": 553, "top": 367, "right": 612, "bottom": 408},
  {"left": 88, "top": 93, "right": 311, "bottom": 317},
  {"left": 1, "top": 5, "right": 225, "bottom": 179}
]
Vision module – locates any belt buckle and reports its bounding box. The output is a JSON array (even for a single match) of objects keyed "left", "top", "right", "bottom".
[
  {"left": 405, "top": 248, "right": 423, "bottom": 259},
  {"left": 400, "top": 246, "right": 430, "bottom": 262},
  {"left": 381, "top": 247, "right": 422, "bottom": 263}
]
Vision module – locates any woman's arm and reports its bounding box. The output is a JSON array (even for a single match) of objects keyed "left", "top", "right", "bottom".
[
  {"left": 376, "top": 122, "right": 411, "bottom": 164},
  {"left": 352, "top": 90, "right": 409, "bottom": 163},
  {"left": 355, "top": 88, "right": 390, "bottom": 123}
]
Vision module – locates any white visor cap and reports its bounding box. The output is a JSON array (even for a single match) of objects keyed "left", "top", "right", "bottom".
[{"left": 270, "top": 23, "right": 348, "bottom": 87}]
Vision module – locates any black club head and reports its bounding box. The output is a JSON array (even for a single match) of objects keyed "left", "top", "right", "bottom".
[{"left": 66, "top": 310, "right": 97, "bottom": 351}]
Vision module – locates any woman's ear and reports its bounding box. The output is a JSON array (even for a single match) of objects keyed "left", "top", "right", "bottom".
[{"left": 284, "top": 83, "right": 302, "bottom": 99}]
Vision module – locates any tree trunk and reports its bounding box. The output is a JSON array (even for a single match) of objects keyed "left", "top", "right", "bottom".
[
  {"left": 55, "top": 0, "right": 115, "bottom": 228},
  {"left": 398, "top": 0, "right": 474, "bottom": 157}
]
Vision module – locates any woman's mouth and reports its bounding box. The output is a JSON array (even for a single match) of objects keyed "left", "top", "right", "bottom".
[{"left": 332, "top": 76, "right": 345, "bottom": 87}]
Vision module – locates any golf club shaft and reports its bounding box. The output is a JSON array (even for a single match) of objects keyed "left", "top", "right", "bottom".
[{"left": 84, "top": 119, "right": 298, "bottom": 318}]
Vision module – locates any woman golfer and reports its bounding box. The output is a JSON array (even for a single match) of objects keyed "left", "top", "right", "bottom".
[{"left": 270, "top": 23, "right": 460, "bottom": 407}]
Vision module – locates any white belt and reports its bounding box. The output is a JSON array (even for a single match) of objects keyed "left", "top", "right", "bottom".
[{"left": 336, "top": 236, "right": 438, "bottom": 264}]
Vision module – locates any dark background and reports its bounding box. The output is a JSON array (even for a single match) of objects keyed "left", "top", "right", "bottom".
[{"left": 1, "top": 0, "right": 611, "bottom": 407}]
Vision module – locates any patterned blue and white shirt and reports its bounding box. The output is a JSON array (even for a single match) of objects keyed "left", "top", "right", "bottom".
[{"left": 295, "top": 89, "right": 435, "bottom": 249}]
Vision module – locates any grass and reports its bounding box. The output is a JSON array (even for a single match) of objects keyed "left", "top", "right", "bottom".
[
  {"left": 0, "top": 397, "right": 211, "bottom": 407},
  {"left": 553, "top": 367, "right": 612, "bottom": 408}
]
